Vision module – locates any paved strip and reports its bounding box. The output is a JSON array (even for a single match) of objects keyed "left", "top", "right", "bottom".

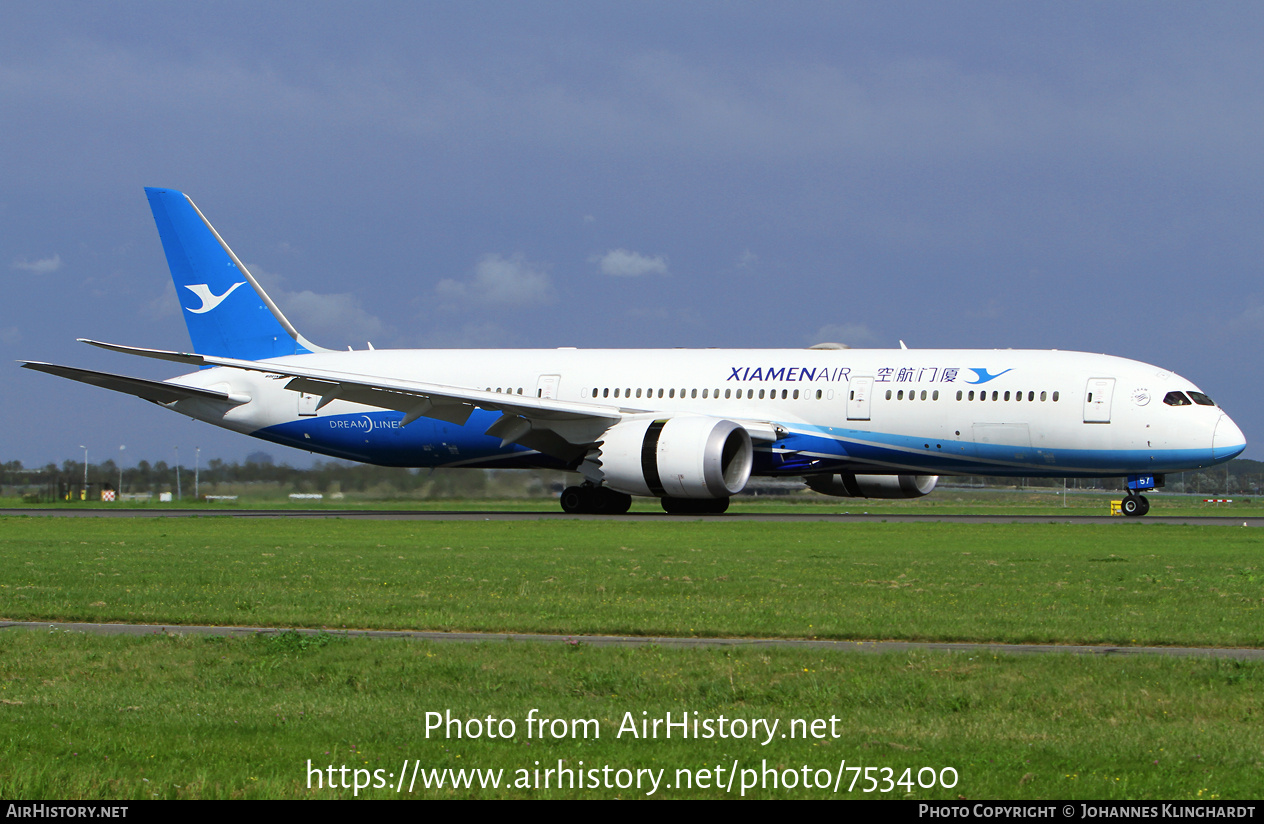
[
  {"left": 5, "top": 620, "right": 1263, "bottom": 660},
  {"left": 1, "top": 508, "right": 1260, "bottom": 525}
]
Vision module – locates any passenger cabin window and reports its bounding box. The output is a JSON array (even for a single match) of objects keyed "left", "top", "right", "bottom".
[{"left": 1164, "top": 391, "right": 1192, "bottom": 406}]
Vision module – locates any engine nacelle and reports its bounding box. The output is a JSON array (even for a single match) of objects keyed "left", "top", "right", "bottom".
[
  {"left": 598, "top": 416, "right": 753, "bottom": 499},
  {"left": 804, "top": 473, "right": 938, "bottom": 499}
]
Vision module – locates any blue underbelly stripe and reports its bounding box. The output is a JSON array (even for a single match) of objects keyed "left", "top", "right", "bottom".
[{"left": 254, "top": 411, "right": 1226, "bottom": 477}]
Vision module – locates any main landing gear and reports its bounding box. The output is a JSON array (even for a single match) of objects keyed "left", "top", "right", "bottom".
[
  {"left": 558, "top": 486, "right": 731, "bottom": 515},
  {"left": 1120, "top": 494, "right": 1150, "bottom": 517},
  {"left": 660, "top": 497, "right": 729, "bottom": 515},
  {"left": 559, "top": 485, "right": 632, "bottom": 514}
]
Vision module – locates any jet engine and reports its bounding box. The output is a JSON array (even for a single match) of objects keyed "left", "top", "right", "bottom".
[
  {"left": 596, "top": 416, "right": 753, "bottom": 499},
  {"left": 804, "top": 472, "right": 938, "bottom": 499}
]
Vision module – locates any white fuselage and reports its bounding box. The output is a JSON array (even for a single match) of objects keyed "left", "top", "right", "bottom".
[{"left": 166, "top": 346, "right": 1245, "bottom": 479}]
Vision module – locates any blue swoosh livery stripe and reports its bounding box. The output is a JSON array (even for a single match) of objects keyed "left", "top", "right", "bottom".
[
  {"left": 965, "top": 368, "right": 1012, "bottom": 384},
  {"left": 251, "top": 410, "right": 1237, "bottom": 479}
]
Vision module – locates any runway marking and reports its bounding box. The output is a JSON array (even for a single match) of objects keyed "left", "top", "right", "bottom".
[{"left": 5, "top": 621, "right": 1263, "bottom": 660}]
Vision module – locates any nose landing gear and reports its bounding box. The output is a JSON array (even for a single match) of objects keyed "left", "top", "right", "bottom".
[
  {"left": 1120, "top": 474, "right": 1162, "bottom": 517},
  {"left": 1120, "top": 494, "right": 1150, "bottom": 517}
]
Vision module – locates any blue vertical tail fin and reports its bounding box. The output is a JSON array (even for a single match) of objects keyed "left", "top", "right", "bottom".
[{"left": 144, "top": 187, "right": 324, "bottom": 360}]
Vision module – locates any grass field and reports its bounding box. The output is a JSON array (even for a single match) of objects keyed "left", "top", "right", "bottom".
[
  {"left": 2, "top": 513, "right": 1262, "bottom": 799},
  {"left": 2, "top": 517, "right": 1262, "bottom": 646},
  {"left": 2, "top": 630, "right": 1262, "bottom": 799}
]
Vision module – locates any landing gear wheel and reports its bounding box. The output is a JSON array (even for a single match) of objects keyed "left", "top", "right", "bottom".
[
  {"left": 660, "top": 497, "right": 730, "bottom": 515},
  {"left": 559, "top": 485, "right": 633, "bottom": 514},
  {"left": 701, "top": 497, "right": 730, "bottom": 515},
  {"left": 1121, "top": 494, "right": 1150, "bottom": 517},
  {"left": 560, "top": 486, "right": 587, "bottom": 514},
  {"left": 601, "top": 489, "right": 633, "bottom": 514}
]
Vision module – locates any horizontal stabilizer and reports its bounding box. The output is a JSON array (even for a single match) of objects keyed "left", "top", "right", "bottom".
[
  {"left": 20, "top": 361, "right": 249, "bottom": 406},
  {"left": 79, "top": 338, "right": 206, "bottom": 366},
  {"left": 78, "top": 338, "right": 622, "bottom": 423}
]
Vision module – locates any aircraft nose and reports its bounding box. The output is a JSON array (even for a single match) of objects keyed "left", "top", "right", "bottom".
[{"left": 1213, "top": 413, "right": 1247, "bottom": 461}]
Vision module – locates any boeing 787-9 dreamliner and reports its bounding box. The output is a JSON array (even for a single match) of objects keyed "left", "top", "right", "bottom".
[{"left": 22, "top": 189, "right": 1247, "bottom": 515}]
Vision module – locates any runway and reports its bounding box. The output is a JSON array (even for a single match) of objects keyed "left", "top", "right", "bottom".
[
  {"left": 4, "top": 620, "right": 1262, "bottom": 660},
  {"left": 1, "top": 507, "right": 1260, "bottom": 526}
]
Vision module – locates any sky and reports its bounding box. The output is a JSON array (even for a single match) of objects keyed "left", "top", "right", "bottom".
[{"left": 3, "top": 1, "right": 1263, "bottom": 469}]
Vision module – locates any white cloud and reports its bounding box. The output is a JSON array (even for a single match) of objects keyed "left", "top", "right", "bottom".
[
  {"left": 141, "top": 280, "right": 180, "bottom": 321},
  {"left": 239, "top": 265, "right": 391, "bottom": 348},
  {"left": 11, "top": 254, "right": 61, "bottom": 274},
  {"left": 277, "top": 288, "right": 388, "bottom": 348},
  {"left": 808, "top": 323, "right": 877, "bottom": 348},
  {"left": 435, "top": 253, "right": 553, "bottom": 306},
  {"left": 1229, "top": 302, "right": 1264, "bottom": 335},
  {"left": 591, "top": 249, "right": 669, "bottom": 277}
]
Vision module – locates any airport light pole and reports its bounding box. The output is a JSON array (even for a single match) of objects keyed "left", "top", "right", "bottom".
[
  {"left": 118, "top": 445, "right": 125, "bottom": 497},
  {"left": 195, "top": 446, "right": 200, "bottom": 500},
  {"left": 78, "top": 445, "right": 87, "bottom": 488},
  {"left": 174, "top": 446, "right": 181, "bottom": 501}
]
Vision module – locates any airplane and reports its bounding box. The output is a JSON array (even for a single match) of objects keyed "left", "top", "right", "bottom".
[{"left": 21, "top": 188, "right": 1247, "bottom": 516}]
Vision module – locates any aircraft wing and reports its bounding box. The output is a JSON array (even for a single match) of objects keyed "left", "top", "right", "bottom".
[
  {"left": 79, "top": 339, "right": 621, "bottom": 425},
  {"left": 20, "top": 361, "right": 250, "bottom": 406},
  {"left": 76, "top": 339, "right": 788, "bottom": 452}
]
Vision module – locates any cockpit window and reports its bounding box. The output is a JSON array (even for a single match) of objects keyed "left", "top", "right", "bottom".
[
  {"left": 1163, "top": 391, "right": 1192, "bottom": 406},
  {"left": 1188, "top": 392, "right": 1216, "bottom": 407}
]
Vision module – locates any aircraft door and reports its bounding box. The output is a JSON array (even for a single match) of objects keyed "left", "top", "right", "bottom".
[
  {"left": 297, "top": 392, "right": 318, "bottom": 417},
  {"left": 536, "top": 374, "right": 561, "bottom": 399},
  {"left": 846, "top": 377, "right": 874, "bottom": 421},
  {"left": 1083, "top": 378, "right": 1115, "bottom": 423}
]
